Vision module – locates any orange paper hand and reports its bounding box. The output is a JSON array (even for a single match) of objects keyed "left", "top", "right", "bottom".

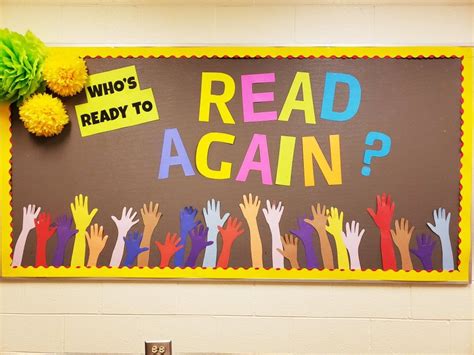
[
  {"left": 239, "top": 193, "right": 263, "bottom": 268},
  {"left": 85, "top": 223, "right": 109, "bottom": 267}
]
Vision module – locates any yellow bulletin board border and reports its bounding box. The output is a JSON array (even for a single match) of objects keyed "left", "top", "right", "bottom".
[{"left": 0, "top": 46, "right": 471, "bottom": 282}]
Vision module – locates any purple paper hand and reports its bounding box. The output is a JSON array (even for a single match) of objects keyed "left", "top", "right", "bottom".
[
  {"left": 410, "top": 234, "right": 436, "bottom": 270},
  {"left": 290, "top": 217, "right": 319, "bottom": 269},
  {"left": 52, "top": 215, "right": 78, "bottom": 267},
  {"left": 123, "top": 232, "right": 149, "bottom": 268},
  {"left": 185, "top": 225, "right": 212, "bottom": 267}
]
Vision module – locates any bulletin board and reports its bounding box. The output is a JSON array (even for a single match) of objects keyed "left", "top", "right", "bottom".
[{"left": 0, "top": 47, "right": 471, "bottom": 282}]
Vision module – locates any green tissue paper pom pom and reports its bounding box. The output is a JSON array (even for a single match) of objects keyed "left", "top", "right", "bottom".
[{"left": 0, "top": 29, "right": 47, "bottom": 103}]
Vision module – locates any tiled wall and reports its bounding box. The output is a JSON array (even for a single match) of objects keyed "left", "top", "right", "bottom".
[{"left": 0, "top": 0, "right": 473, "bottom": 353}]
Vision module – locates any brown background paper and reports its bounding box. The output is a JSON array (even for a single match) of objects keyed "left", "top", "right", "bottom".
[{"left": 11, "top": 57, "right": 461, "bottom": 272}]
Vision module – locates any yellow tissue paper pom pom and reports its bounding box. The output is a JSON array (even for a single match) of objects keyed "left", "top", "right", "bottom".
[
  {"left": 19, "top": 93, "right": 69, "bottom": 137},
  {"left": 43, "top": 55, "right": 88, "bottom": 96}
]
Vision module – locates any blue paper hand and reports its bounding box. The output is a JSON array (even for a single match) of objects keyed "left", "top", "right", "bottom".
[
  {"left": 123, "top": 231, "right": 149, "bottom": 267},
  {"left": 175, "top": 206, "right": 201, "bottom": 267}
]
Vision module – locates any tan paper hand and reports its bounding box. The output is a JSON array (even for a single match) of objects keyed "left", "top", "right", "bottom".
[
  {"left": 304, "top": 203, "right": 334, "bottom": 269},
  {"left": 85, "top": 223, "right": 109, "bottom": 267},
  {"left": 239, "top": 193, "right": 263, "bottom": 268},
  {"left": 141, "top": 202, "right": 162, "bottom": 230},
  {"left": 304, "top": 203, "right": 328, "bottom": 231},
  {"left": 326, "top": 207, "right": 349, "bottom": 269},
  {"left": 277, "top": 234, "right": 300, "bottom": 269},
  {"left": 391, "top": 218, "right": 414, "bottom": 270},
  {"left": 138, "top": 201, "right": 162, "bottom": 267}
]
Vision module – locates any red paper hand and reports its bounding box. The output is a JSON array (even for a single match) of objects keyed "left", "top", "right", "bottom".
[
  {"left": 367, "top": 193, "right": 397, "bottom": 270},
  {"left": 217, "top": 217, "right": 244, "bottom": 268},
  {"left": 155, "top": 233, "right": 183, "bottom": 268},
  {"left": 35, "top": 212, "right": 57, "bottom": 267}
]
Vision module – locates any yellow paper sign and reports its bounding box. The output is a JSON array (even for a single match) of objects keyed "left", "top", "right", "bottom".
[
  {"left": 85, "top": 65, "right": 141, "bottom": 101},
  {"left": 75, "top": 66, "right": 159, "bottom": 137}
]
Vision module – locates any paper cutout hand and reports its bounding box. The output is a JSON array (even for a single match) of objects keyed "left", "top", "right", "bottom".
[
  {"left": 262, "top": 200, "right": 285, "bottom": 269},
  {"left": 391, "top": 218, "right": 414, "bottom": 270},
  {"left": 367, "top": 194, "right": 397, "bottom": 270},
  {"left": 262, "top": 200, "right": 284, "bottom": 226},
  {"left": 110, "top": 207, "right": 139, "bottom": 267},
  {"left": 52, "top": 215, "right": 78, "bottom": 267},
  {"left": 70, "top": 194, "right": 98, "bottom": 267},
  {"left": 277, "top": 234, "right": 300, "bottom": 269},
  {"left": 85, "top": 223, "right": 109, "bottom": 267},
  {"left": 326, "top": 207, "right": 343, "bottom": 237},
  {"left": 203, "top": 199, "right": 230, "bottom": 230},
  {"left": 138, "top": 202, "right": 162, "bottom": 267},
  {"left": 185, "top": 225, "right": 212, "bottom": 267},
  {"left": 291, "top": 217, "right": 315, "bottom": 246},
  {"left": 13, "top": 204, "right": 41, "bottom": 266},
  {"left": 155, "top": 232, "right": 183, "bottom": 268},
  {"left": 23, "top": 204, "right": 42, "bottom": 232},
  {"left": 141, "top": 202, "right": 162, "bottom": 230},
  {"left": 203, "top": 199, "right": 230, "bottom": 268},
  {"left": 326, "top": 207, "right": 349, "bottom": 269},
  {"left": 239, "top": 193, "right": 263, "bottom": 268},
  {"left": 71, "top": 194, "right": 98, "bottom": 231},
  {"left": 123, "top": 231, "right": 149, "bottom": 268},
  {"left": 342, "top": 221, "right": 365, "bottom": 270},
  {"left": 304, "top": 203, "right": 334, "bottom": 269},
  {"left": 180, "top": 206, "right": 201, "bottom": 233},
  {"left": 304, "top": 203, "right": 328, "bottom": 232},
  {"left": 112, "top": 207, "right": 139, "bottom": 237},
  {"left": 367, "top": 193, "right": 394, "bottom": 231},
  {"left": 219, "top": 217, "right": 244, "bottom": 246},
  {"left": 410, "top": 234, "right": 436, "bottom": 270},
  {"left": 291, "top": 217, "right": 319, "bottom": 269},
  {"left": 175, "top": 206, "right": 201, "bottom": 267},
  {"left": 239, "top": 193, "right": 261, "bottom": 221},
  {"left": 217, "top": 217, "right": 244, "bottom": 268},
  {"left": 35, "top": 212, "right": 57, "bottom": 267},
  {"left": 427, "top": 208, "right": 454, "bottom": 270}
]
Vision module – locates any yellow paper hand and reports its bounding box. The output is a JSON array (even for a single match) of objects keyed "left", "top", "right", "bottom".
[
  {"left": 326, "top": 207, "right": 349, "bottom": 269},
  {"left": 70, "top": 194, "right": 98, "bottom": 267}
]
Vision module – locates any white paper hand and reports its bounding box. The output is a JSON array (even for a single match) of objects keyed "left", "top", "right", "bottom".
[
  {"left": 112, "top": 207, "right": 139, "bottom": 236},
  {"left": 13, "top": 204, "right": 42, "bottom": 266},
  {"left": 342, "top": 220, "right": 365, "bottom": 269},
  {"left": 110, "top": 207, "right": 139, "bottom": 267},
  {"left": 22, "top": 204, "right": 41, "bottom": 232},
  {"left": 203, "top": 198, "right": 230, "bottom": 268},
  {"left": 262, "top": 200, "right": 285, "bottom": 268}
]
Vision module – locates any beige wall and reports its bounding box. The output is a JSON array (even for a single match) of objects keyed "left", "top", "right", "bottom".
[{"left": 0, "top": 0, "right": 473, "bottom": 353}]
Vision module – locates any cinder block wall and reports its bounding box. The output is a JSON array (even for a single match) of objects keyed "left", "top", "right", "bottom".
[{"left": 0, "top": 0, "right": 473, "bottom": 353}]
